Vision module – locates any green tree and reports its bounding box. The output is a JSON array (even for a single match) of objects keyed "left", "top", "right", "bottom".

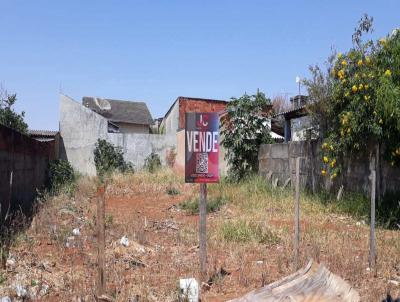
[
  {"left": 221, "top": 91, "right": 273, "bottom": 181},
  {"left": 0, "top": 92, "right": 28, "bottom": 134},
  {"left": 305, "top": 15, "right": 400, "bottom": 180}
]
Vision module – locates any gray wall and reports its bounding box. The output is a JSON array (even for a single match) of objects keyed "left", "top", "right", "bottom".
[
  {"left": 259, "top": 141, "right": 400, "bottom": 195},
  {"left": 163, "top": 100, "right": 179, "bottom": 135},
  {"left": 60, "top": 95, "right": 176, "bottom": 176},
  {"left": 0, "top": 125, "right": 54, "bottom": 221}
]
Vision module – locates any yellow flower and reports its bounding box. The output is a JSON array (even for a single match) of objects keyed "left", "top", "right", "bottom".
[
  {"left": 357, "top": 59, "right": 363, "bottom": 66},
  {"left": 359, "top": 83, "right": 364, "bottom": 90},
  {"left": 352, "top": 85, "right": 358, "bottom": 93},
  {"left": 365, "top": 84, "right": 369, "bottom": 89},
  {"left": 330, "top": 159, "right": 336, "bottom": 168},
  {"left": 385, "top": 69, "right": 392, "bottom": 77},
  {"left": 379, "top": 38, "right": 387, "bottom": 46},
  {"left": 341, "top": 60, "right": 347, "bottom": 66},
  {"left": 329, "top": 145, "right": 334, "bottom": 151},
  {"left": 322, "top": 142, "right": 328, "bottom": 149},
  {"left": 338, "top": 52, "right": 343, "bottom": 59},
  {"left": 323, "top": 156, "right": 329, "bottom": 163},
  {"left": 321, "top": 169, "right": 326, "bottom": 176}
]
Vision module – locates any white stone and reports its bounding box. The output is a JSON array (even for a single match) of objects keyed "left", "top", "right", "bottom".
[
  {"left": 0, "top": 297, "right": 12, "bottom": 302},
  {"left": 72, "top": 228, "right": 80, "bottom": 236}
]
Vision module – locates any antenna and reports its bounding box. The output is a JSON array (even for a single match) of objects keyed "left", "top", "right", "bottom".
[
  {"left": 95, "top": 98, "right": 111, "bottom": 111},
  {"left": 295, "top": 76, "right": 301, "bottom": 96}
]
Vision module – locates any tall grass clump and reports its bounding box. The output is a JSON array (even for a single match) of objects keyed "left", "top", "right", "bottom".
[
  {"left": 180, "top": 196, "right": 228, "bottom": 215},
  {"left": 220, "top": 219, "right": 279, "bottom": 245}
]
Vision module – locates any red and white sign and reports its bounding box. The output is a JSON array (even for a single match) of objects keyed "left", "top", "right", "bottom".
[{"left": 185, "top": 112, "right": 220, "bottom": 183}]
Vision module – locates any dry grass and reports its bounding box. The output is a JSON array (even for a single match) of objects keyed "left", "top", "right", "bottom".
[{"left": 0, "top": 169, "right": 399, "bottom": 301}]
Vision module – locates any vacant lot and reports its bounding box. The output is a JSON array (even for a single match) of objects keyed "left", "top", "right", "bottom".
[{"left": 0, "top": 169, "right": 399, "bottom": 301}]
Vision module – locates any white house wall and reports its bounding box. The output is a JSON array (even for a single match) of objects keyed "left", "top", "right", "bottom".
[
  {"left": 59, "top": 94, "right": 176, "bottom": 176},
  {"left": 164, "top": 100, "right": 180, "bottom": 134}
]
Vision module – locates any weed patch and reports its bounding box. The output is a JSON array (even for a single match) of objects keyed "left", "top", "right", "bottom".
[
  {"left": 166, "top": 187, "right": 180, "bottom": 196},
  {"left": 220, "top": 219, "right": 279, "bottom": 245},
  {"left": 179, "top": 196, "right": 227, "bottom": 215}
]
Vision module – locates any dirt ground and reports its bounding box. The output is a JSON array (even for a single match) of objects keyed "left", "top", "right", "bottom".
[{"left": 1, "top": 171, "right": 399, "bottom": 301}]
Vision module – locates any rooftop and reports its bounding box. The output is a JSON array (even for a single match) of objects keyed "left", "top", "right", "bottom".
[{"left": 82, "top": 97, "right": 154, "bottom": 125}]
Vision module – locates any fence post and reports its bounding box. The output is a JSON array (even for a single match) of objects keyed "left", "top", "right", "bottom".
[
  {"left": 96, "top": 185, "right": 106, "bottom": 296},
  {"left": 294, "top": 157, "right": 300, "bottom": 269},
  {"left": 199, "top": 183, "right": 207, "bottom": 280},
  {"left": 369, "top": 167, "right": 376, "bottom": 269}
]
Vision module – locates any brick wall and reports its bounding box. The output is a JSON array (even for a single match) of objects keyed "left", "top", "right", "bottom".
[
  {"left": 0, "top": 125, "right": 55, "bottom": 222},
  {"left": 178, "top": 97, "right": 227, "bottom": 130}
]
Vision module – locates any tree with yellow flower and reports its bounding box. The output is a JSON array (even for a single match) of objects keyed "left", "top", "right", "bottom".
[{"left": 304, "top": 14, "right": 400, "bottom": 186}]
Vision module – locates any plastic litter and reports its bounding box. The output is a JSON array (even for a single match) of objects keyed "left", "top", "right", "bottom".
[
  {"left": 120, "top": 236, "right": 129, "bottom": 247},
  {"left": 179, "top": 278, "right": 199, "bottom": 302}
]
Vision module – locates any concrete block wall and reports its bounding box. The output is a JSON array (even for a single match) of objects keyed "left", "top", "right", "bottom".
[
  {"left": 259, "top": 140, "right": 400, "bottom": 195},
  {"left": 0, "top": 125, "right": 54, "bottom": 221},
  {"left": 60, "top": 95, "right": 176, "bottom": 176}
]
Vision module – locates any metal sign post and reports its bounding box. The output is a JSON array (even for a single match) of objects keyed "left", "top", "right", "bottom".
[
  {"left": 199, "top": 183, "right": 207, "bottom": 278},
  {"left": 185, "top": 112, "right": 220, "bottom": 280}
]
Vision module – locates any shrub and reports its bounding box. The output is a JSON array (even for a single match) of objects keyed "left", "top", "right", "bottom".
[
  {"left": 49, "top": 159, "right": 75, "bottom": 193},
  {"left": 94, "top": 139, "right": 134, "bottom": 176},
  {"left": 179, "top": 196, "right": 227, "bottom": 215},
  {"left": 166, "top": 187, "right": 180, "bottom": 195},
  {"left": 220, "top": 220, "right": 279, "bottom": 245},
  {"left": 144, "top": 152, "right": 162, "bottom": 173},
  {"left": 221, "top": 91, "right": 273, "bottom": 182}
]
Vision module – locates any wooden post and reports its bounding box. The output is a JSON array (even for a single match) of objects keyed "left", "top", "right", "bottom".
[
  {"left": 375, "top": 143, "right": 381, "bottom": 202},
  {"left": 294, "top": 157, "right": 300, "bottom": 269},
  {"left": 199, "top": 183, "right": 207, "bottom": 280},
  {"left": 369, "top": 168, "right": 376, "bottom": 269},
  {"left": 96, "top": 185, "right": 106, "bottom": 296},
  {"left": 309, "top": 140, "right": 316, "bottom": 194}
]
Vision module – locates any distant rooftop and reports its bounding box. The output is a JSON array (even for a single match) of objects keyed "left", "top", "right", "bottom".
[
  {"left": 29, "top": 129, "right": 58, "bottom": 142},
  {"left": 28, "top": 129, "right": 58, "bottom": 137},
  {"left": 82, "top": 97, "right": 154, "bottom": 125}
]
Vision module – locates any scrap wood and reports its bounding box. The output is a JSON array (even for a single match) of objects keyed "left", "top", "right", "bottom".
[{"left": 228, "top": 260, "right": 360, "bottom": 302}]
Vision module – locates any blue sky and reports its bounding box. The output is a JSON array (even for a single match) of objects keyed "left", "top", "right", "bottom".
[{"left": 1, "top": 1, "right": 399, "bottom": 130}]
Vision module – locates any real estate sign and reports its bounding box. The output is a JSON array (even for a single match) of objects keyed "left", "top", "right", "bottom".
[{"left": 185, "top": 112, "right": 220, "bottom": 183}]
